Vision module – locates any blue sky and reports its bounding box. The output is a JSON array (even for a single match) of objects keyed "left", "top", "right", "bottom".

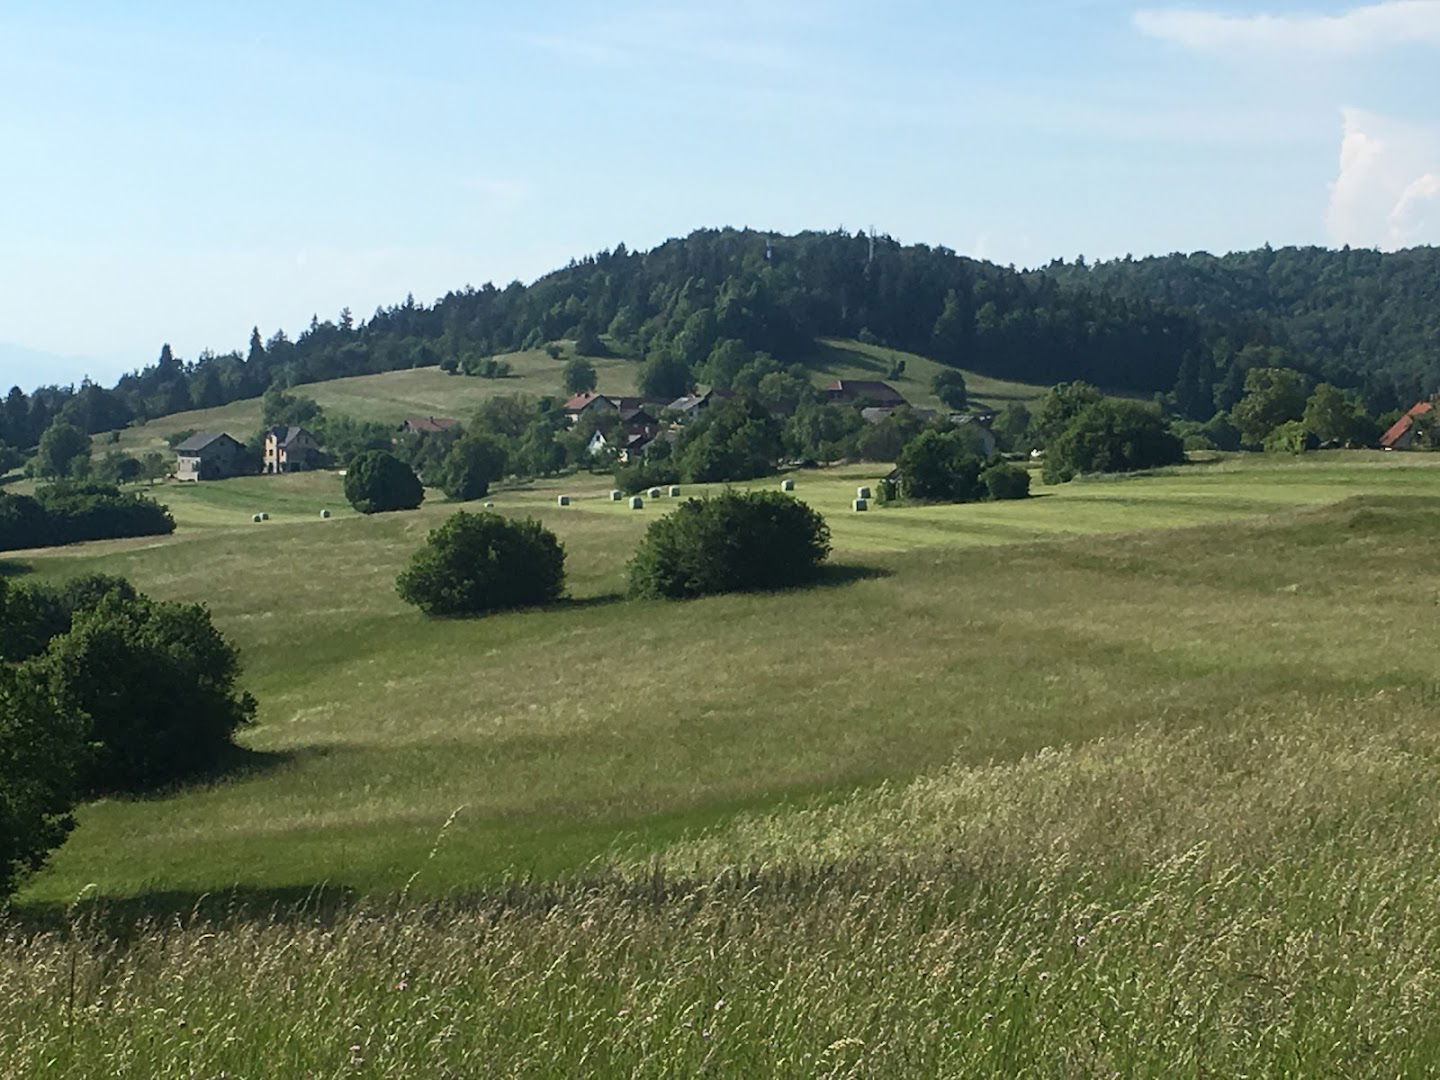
[{"left": 1, "top": 0, "right": 1434, "bottom": 390}]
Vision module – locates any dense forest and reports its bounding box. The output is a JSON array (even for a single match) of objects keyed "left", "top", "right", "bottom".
[{"left": 2, "top": 229, "right": 1438, "bottom": 456}]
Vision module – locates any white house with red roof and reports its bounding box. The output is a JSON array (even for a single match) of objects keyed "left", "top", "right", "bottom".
[{"left": 1380, "top": 401, "right": 1434, "bottom": 449}]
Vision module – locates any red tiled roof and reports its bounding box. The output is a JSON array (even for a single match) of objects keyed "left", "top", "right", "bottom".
[
  {"left": 562, "top": 391, "right": 612, "bottom": 412},
  {"left": 402, "top": 417, "right": 459, "bottom": 434},
  {"left": 1380, "top": 400, "right": 1433, "bottom": 448}
]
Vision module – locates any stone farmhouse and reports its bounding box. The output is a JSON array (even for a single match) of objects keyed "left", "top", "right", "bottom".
[
  {"left": 175, "top": 432, "right": 249, "bottom": 481},
  {"left": 263, "top": 426, "right": 323, "bottom": 474}
]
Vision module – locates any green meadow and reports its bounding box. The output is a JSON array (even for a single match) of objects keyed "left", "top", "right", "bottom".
[{"left": 7, "top": 450, "right": 1440, "bottom": 1075}]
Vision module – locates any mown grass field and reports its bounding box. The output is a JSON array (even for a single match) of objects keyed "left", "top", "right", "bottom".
[{"left": 6, "top": 450, "right": 1440, "bottom": 1075}]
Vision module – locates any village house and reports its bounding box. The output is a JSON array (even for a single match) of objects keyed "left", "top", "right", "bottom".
[
  {"left": 561, "top": 391, "right": 614, "bottom": 424},
  {"left": 398, "top": 416, "right": 460, "bottom": 436},
  {"left": 666, "top": 388, "right": 735, "bottom": 420},
  {"left": 824, "top": 379, "right": 908, "bottom": 407},
  {"left": 1380, "top": 401, "right": 1434, "bottom": 449},
  {"left": 263, "top": 426, "right": 323, "bottom": 474},
  {"left": 175, "top": 432, "right": 249, "bottom": 482}
]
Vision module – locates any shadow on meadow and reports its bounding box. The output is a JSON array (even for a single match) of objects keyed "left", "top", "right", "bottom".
[{"left": 0, "top": 558, "right": 32, "bottom": 577}]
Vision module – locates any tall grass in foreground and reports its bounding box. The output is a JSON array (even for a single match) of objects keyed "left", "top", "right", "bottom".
[{"left": 7, "top": 696, "right": 1440, "bottom": 1077}]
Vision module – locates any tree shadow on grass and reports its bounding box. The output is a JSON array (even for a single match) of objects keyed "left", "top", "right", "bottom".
[
  {"left": 813, "top": 562, "right": 894, "bottom": 588},
  {"left": 0, "top": 558, "right": 32, "bottom": 578},
  {"left": 107, "top": 744, "right": 328, "bottom": 805}
]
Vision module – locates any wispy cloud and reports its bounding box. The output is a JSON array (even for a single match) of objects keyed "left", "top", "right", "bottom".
[
  {"left": 1135, "top": 1, "right": 1440, "bottom": 54},
  {"left": 1327, "top": 108, "right": 1440, "bottom": 248}
]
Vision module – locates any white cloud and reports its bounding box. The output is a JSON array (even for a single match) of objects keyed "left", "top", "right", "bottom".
[
  {"left": 1135, "top": 1, "right": 1440, "bottom": 54},
  {"left": 1327, "top": 108, "right": 1440, "bottom": 247}
]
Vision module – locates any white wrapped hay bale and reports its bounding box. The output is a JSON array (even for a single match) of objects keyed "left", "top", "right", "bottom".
[
  {"left": 610, "top": 489, "right": 623, "bottom": 501},
  {"left": 648, "top": 487, "right": 662, "bottom": 499},
  {"left": 856, "top": 486, "right": 872, "bottom": 500},
  {"left": 484, "top": 501, "right": 495, "bottom": 508},
  {"left": 668, "top": 485, "right": 681, "bottom": 497},
  {"left": 853, "top": 498, "right": 869, "bottom": 512},
  {"left": 629, "top": 495, "right": 644, "bottom": 509},
  {"left": 781, "top": 479, "right": 795, "bottom": 492},
  {"left": 557, "top": 495, "right": 571, "bottom": 506},
  {"left": 320, "top": 509, "right": 331, "bottom": 519},
  {"left": 252, "top": 514, "right": 263, "bottom": 523}
]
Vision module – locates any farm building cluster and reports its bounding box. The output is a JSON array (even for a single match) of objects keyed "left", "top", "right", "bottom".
[{"left": 174, "top": 417, "right": 458, "bottom": 481}]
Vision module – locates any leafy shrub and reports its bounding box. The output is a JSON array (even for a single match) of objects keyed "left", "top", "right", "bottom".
[
  {"left": 1042, "top": 400, "right": 1184, "bottom": 483},
  {"left": 45, "top": 593, "right": 257, "bottom": 793},
  {"left": 0, "top": 484, "right": 174, "bottom": 551},
  {"left": 981, "top": 463, "right": 1031, "bottom": 500},
  {"left": 1263, "top": 420, "right": 1320, "bottom": 454},
  {"left": 344, "top": 451, "right": 424, "bottom": 514},
  {"left": 396, "top": 511, "right": 565, "bottom": 617},
  {"left": 627, "top": 490, "right": 831, "bottom": 599},
  {"left": 0, "top": 658, "right": 88, "bottom": 899},
  {"left": 895, "top": 430, "right": 986, "bottom": 501}
]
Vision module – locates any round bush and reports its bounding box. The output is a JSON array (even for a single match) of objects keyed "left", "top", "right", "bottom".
[
  {"left": 396, "top": 511, "right": 566, "bottom": 617},
  {"left": 981, "top": 463, "right": 1031, "bottom": 500},
  {"left": 344, "top": 451, "right": 424, "bottom": 514},
  {"left": 627, "top": 490, "right": 831, "bottom": 600}
]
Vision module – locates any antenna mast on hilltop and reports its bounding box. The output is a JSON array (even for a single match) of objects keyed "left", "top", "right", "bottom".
[
  {"left": 867, "top": 226, "right": 876, "bottom": 266},
  {"left": 765, "top": 234, "right": 774, "bottom": 262}
]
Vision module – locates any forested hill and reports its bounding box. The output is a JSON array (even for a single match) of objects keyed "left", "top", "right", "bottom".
[
  {"left": 1039, "top": 246, "right": 1440, "bottom": 411},
  {"left": 3, "top": 229, "right": 1439, "bottom": 448}
]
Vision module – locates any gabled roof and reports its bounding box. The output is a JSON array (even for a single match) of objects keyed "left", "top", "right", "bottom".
[
  {"left": 562, "top": 391, "right": 612, "bottom": 412},
  {"left": 825, "top": 379, "right": 907, "bottom": 404},
  {"left": 175, "top": 431, "right": 240, "bottom": 453},
  {"left": 268, "top": 425, "right": 316, "bottom": 447},
  {"left": 400, "top": 416, "right": 460, "bottom": 434},
  {"left": 1380, "top": 401, "right": 1433, "bottom": 448},
  {"left": 618, "top": 406, "right": 656, "bottom": 425}
]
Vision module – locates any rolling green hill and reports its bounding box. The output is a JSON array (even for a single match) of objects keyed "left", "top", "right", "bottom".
[{"left": 101, "top": 338, "right": 1049, "bottom": 460}]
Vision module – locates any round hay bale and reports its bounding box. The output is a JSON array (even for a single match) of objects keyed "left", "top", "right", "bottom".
[
  {"left": 856, "top": 486, "right": 872, "bottom": 500},
  {"left": 557, "top": 495, "right": 571, "bottom": 507},
  {"left": 648, "top": 487, "right": 662, "bottom": 499},
  {"left": 251, "top": 513, "right": 263, "bottom": 523},
  {"left": 610, "top": 489, "right": 623, "bottom": 501},
  {"left": 853, "top": 498, "right": 869, "bottom": 512},
  {"left": 629, "top": 495, "right": 644, "bottom": 510},
  {"left": 260, "top": 512, "right": 270, "bottom": 521},
  {"left": 668, "top": 485, "right": 681, "bottom": 497},
  {"left": 484, "top": 501, "right": 495, "bottom": 509},
  {"left": 781, "top": 478, "right": 795, "bottom": 492},
  {"left": 320, "top": 509, "right": 331, "bottom": 519}
]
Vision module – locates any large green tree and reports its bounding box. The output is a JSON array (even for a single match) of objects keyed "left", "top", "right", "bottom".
[
  {"left": 931, "top": 369, "right": 969, "bottom": 411},
  {"left": 344, "top": 451, "right": 424, "bottom": 513},
  {"left": 562, "top": 357, "right": 598, "bottom": 395},
  {"left": 45, "top": 592, "right": 256, "bottom": 794},
  {"left": 1230, "top": 367, "right": 1309, "bottom": 446},
  {"left": 0, "top": 659, "right": 88, "bottom": 899},
  {"left": 35, "top": 421, "right": 91, "bottom": 479},
  {"left": 1028, "top": 382, "right": 1104, "bottom": 448},
  {"left": 1042, "top": 399, "right": 1184, "bottom": 483},
  {"left": 627, "top": 490, "right": 830, "bottom": 599},
  {"left": 397, "top": 511, "right": 565, "bottom": 617}
]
